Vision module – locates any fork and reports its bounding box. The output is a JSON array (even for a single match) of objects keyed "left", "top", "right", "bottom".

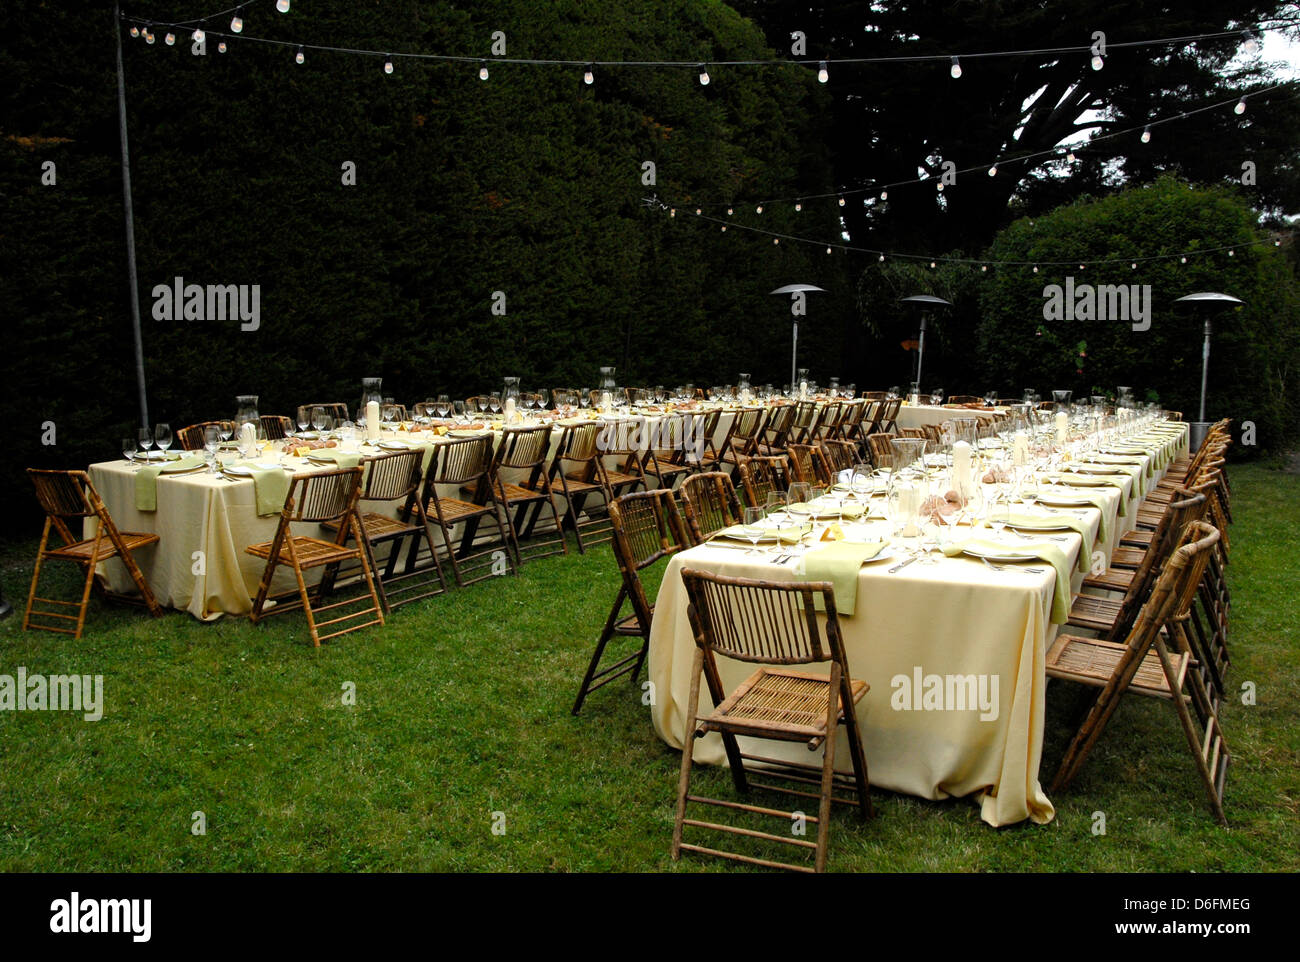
[{"left": 981, "top": 557, "right": 1046, "bottom": 574}]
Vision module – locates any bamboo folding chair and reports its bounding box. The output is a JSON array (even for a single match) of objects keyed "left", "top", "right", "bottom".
[
  {"left": 681, "top": 408, "right": 723, "bottom": 474},
  {"left": 246, "top": 467, "right": 384, "bottom": 647},
  {"left": 597, "top": 417, "right": 651, "bottom": 497},
  {"left": 860, "top": 391, "right": 886, "bottom": 401},
  {"left": 176, "top": 421, "right": 226, "bottom": 451},
  {"left": 786, "top": 443, "right": 834, "bottom": 486},
  {"left": 810, "top": 400, "right": 844, "bottom": 443},
  {"left": 755, "top": 403, "right": 797, "bottom": 455},
  {"left": 787, "top": 401, "right": 820, "bottom": 445},
  {"left": 572, "top": 489, "right": 690, "bottom": 714},
  {"left": 258, "top": 415, "right": 294, "bottom": 440},
  {"left": 298, "top": 403, "right": 350, "bottom": 425},
  {"left": 737, "top": 455, "right": 790, "bottom": 508},
  {"left": 1046, "top": 522, "right": 1230, "bottom": 825},
  {"left": 318, "top": 450, "right": 447, "bottom": 612},
  {"left": 945, "top": 395, "right": 982, "bottom": 405},
  {"left": 488, "top": 424, "right": 568, "bottom": 565},
  {"left": 866, "top": 433, "right": 895, "bottom": 470},
  {"left": 876, "top": 397, "right": 903, "bottom": 434},
  {"left": 24, "top": 469, "right": 163, "bottom": 639},
  {"left": 544, "top": 420, "right": 614, "bottom": 552},
  {"left": 860, "top": 399, "right": 886, "bottom": 438},
  {"left": 643, "top": 412, "right": 695, "bottom": 491},
  {"left": 836, "top": 399, "right": 867, "bottom": 451},
  {"left": 717, "top": 407, "right": 766, "bottom": 476},
  {"left": 821, "top": 439, "right": 859, "bottom": 476},
  {"left": 421, "top": 435, "right": 516, "bottom": 586},
  {"left": 672, "top": 569, "right": 873, "bottom": 873},
  {"left": 679, "top": 471, "right": 743, "bottom": 543}
]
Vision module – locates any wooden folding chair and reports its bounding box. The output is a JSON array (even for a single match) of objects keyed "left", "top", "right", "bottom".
[
  {"left": 787, "top": 401, "right": 820, "bottom": 445},
  {"left": 1046, "top": 522, "right": 1230, "bottom": 825},
  {"left": 717, "top": 407, "right": 766, "bottom": 476},
  {"left": 176, "top": 421, "right": 227, "bottom": 451},
  {"left": 298, "top": 403, "right": 350, "bottom": 426},
  {"left": 572, "top": 489, "right": 689, "bottom": 715},
  {"left": 246, "top": 467, "right": 384, "bottom": 647},
  {"left": 319, "top": 450, "right": 448, "bottom": 612},
  {"left": 787, "top": 443, "right": 834, "bottom": 486},
  {"left": 680, "top": 409, "right": 723, "bottom": 474},
  {"left": 672, "top": 569, "right": 873, "bottom": 873},
  {"left": 24, "top": 469, "right": 163, "bottom": 639},
  {"left": 755, "top": 403, "right": 797, "bottom": 455},
  {"left": 422, "top": 435, "right": 516, "bottom": 586},
  {"left": 489, "top": 424, "right": 568, "bottom": 565},
  {"left": 545, "top": 420, "right": 613, "bottom": 552},
  {"left": 737, "top": 455, "right": 790, "bottom": 508},
  {"left": 258, "top": 415, "right": 294, "bottom": 440},
  {"left": 643, "top": 412, "right": 695, "bottom": 490},
  {"left": 679, "top": 471, "right": 742, "bottom": 543},
  {"left": 876, "top": 397, "right": 902, "bottom": 434}
]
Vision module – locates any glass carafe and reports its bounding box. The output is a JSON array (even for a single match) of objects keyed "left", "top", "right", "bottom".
[
  {"left": 503, "top": 377, "right": 520, "bottom": 422},
  {"left": 599, "top": 367, "right": 615, "bottom": 413},
  {"left": 235, "top": 395, "right": 259, "bottom": 431}
]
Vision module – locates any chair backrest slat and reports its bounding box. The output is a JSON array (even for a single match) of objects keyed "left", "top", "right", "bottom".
[
  {"left": 288, "top": 467, "right": 363, "bottom": 522},
  {"left": 361, "top": 450, "right": 424, "bottom": 503},
  {"left": 679, "top": 472, "right": 742, "bottom": 542},
  {"left": 432, "top": 435, "right": 493, "bottom": 485}
]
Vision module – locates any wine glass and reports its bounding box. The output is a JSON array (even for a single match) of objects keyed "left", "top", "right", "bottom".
[
  {"left": 297, "top": 406, "right": 311, "bottom": 435},
  {"left": 436, "top": 395, "right": 451, "bottom": 419},
  {"left": 930, "top": 387, "right": 944, "bottom": 406},
  {"left": 218, "top": 420, "right": 234, "bottom": 444},
  {"left": 741, "top": 506, "right": 766, "bottom": 556},
  {"left": 537, "top": 389, "right": 550, "bottom": 412},
  {"left": 488, "top": 392, "right": 502, "bottom": 417},
  {"left": 452, "top": 399, "right": 467, "bottom": 423},
  {"left": 764, "top": 491, "right": 788, "bottom": 553},
  {"left": 122, "top": 436, "right": 138, "bottom": 465},
  {"left": 203, "top": 425, "right": 222, "bottom": 473},
  {"left": 311, "top": 406, "right": 326, "bottom": 433},
  {"left": 154, "top": 423, "right": 172, "bottom": 457},
  {"left": 988, "top": 496, "right": 1010, "bottom": 541},
  {"left": 1019, "top": 473, "right": 1040, "bottom": 513}
]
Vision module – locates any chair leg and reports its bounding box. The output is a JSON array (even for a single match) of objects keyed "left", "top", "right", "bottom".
[
  {"left": 572, "top": 586, "right": 626, "bottom": 715},
  {"left": 286, "top": 546, "right": 320, "bottom": 648},
  {"left": 815, "top": 725, "right": 838, "bottom": 874},
  {"left": 72, "top": 528, "right": 106, "bottom": 640},
  {"left": 21, "top": 520, "right": 52, "bottom": 632},
  {"left": 672, "top": 649, "right": 706, "bottom": 862}
]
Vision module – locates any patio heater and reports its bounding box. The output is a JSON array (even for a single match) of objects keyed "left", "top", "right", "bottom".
[
  {"left": 899, "top": 295, "right": 952, "bottom": 391},
  {"left": 770, "top": 284, "right": 826, "bottom": 390},
  {"left": 1173, "top": 292, "right": 1243, "bottom": 451}
]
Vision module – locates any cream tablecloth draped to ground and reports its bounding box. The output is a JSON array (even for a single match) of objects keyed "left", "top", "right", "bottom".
[{"left": 648, "top": 422, "right": 1186, "bottom": 827}]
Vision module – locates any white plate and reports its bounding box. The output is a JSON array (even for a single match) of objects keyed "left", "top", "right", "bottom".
[
  {"left": 962, "top": 545, "right": 1039, "bottom": 563},
  {"left": 1074, "top": 464, "right": 1125, "bottom": 474},
  {"left": 1038, "top": 494, "right": 1092, "bottom": 506},
  {"left": 1007, "top": 521, "right": 1072, "bottom": 532},
  {"left": 448, "top": 430, "right": 490, "bottom": 439},
  {"left": 132, "top": 451, "right": 167, "bottom": 461},
  {"left": 377, "top": 440, "right": 414, "bottom": 450},
  {"left": 855, "top": 545, "right": 896, "bottom": 564},
  {"left": 223, "top": 465, "right": 253, "bottom": 477}
]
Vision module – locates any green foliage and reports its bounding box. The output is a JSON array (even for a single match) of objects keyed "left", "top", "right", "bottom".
[{"left": 977, "top": 177, "right": 1300, "bottom": 454}]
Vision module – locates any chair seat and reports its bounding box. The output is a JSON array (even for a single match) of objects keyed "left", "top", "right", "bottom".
[
  {"left": 699, "top": 667, "right": 868, "bottom": 742},
  {"left": 246, "top": 535, "right": 360, "bottom": 568},
  {"left": 321, "top": 511, "right": 420, "bottom": 540},
  {"left": 496, "top": 480, "right": 550, "bottom": 504},
  {"left": 1121, "top": 528, "right": 1155, "bottom": 547},
  {"left": 561, "top": 472, "right": 603, "bottom": 493},
  {"left": 1046, "top": 634, "right": 1178, "bottom": 699},
  {"left": 605, "top": 469, "right": 643, "bottom": 488},
  {"left": 1083, "top": 567, "right": 1136, "bottom": 592},
  {"left": 45, "top": 532, "right": 159, "bottom": 563},
  {"left": 1066, "top": 593, "right": 1122, "bottom": 632},
  {"left": 1109, "top": 546, "right": 1147, "bottom": 569},
  {"left": 428, "top": 496, "right": 496, "bottom": 522}
]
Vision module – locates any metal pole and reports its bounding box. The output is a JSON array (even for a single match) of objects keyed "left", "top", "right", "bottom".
[
  {"left": 1199, "top": 318, "right": 1212, "bottom": 423},
  {"left": 115, "top": 3, "right": 149, "bottom": 430},
  {"left": 915, "top": 315, "right": 928, "bottom": 386},
  {"left": 791, "top": 318, "right": 798, "bottom": 390}
]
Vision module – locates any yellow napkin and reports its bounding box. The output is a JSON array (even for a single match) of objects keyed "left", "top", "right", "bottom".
[
  {"left": 802, "top": 541, "right": 886, "bottom": 616},
  {"left": 240, "top": 463, "right": 291, "bottom": 516},
  {"left": 1037, "top": 489, "right": 1114, "bottom": 538},
  {"left": 943, "top": 538, "right": 1071, "bottom": 624},
  {"left": 134, "top": 456, "right": 205, "bottom": 511},
  {"left": 305, "top": 449, "right": 362, "bottom": 470},
  {"left": 1005, "top": 511, "right": 1091, "bottom": 572}
]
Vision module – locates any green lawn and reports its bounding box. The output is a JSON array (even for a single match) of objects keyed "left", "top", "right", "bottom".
[{"left": 1, "top": 463, "right": 1297, "bottom": 872}]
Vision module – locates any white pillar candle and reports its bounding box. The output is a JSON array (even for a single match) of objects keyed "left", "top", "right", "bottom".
[
  {"left": 366, "top": 400, "right": 380, "bottom": 441},
  {"left": 952, "top": 440, "right": 972, "bottom": 494},
  {"left": 1055, "top": 411, "right": 1068, "bottom": 447},
  {"left": 504, "top": 396, "right": 517, "bottom": 423}
]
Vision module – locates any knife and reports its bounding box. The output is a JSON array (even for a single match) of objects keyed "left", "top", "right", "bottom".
[{"left": 888, "top": 555, "right": 917, "bottom": 574}]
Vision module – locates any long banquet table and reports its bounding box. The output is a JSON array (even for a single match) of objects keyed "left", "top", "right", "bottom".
[{"left": 647, "top": 421, "right": 1189, "bottom": 827}]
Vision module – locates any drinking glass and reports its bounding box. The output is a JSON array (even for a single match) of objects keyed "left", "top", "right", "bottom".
[
  {"left": 930, "top": 388, "right": 944, "bottom": 406},
  {"left": 787, "top": 481, "right": 813, "bottom": 509},
  {"left": 764, "top": 492, "right": 788, "bottom": 553},
  {"left": 436, "top": 395, "right": 451, "bottom": 419},
  {"left": 122, "top": 436, "right": 137, "bottom": 464},
  {"left": 154, "top": 423, "right": 172, "bottom": 456},
  {"left": 219, "top": 420, "right": 234, "bottom": 443},
  {"left": 538, "top": 389, "right": 550, "bottom": 412},
  {"left": 741, "top": 506, "right": 766, "bottom": 556},
  {"left": 988, "top": 497, "right": 1010, "bottom": 540},
  {"left": 1019, "top": 473, "right": 1040, "bottom": 512},
  {"left": 488, "top": 392, "right": 502, "bottom": 416},
  {"left": 203, "top": 425, "right": 222, "bottom": 473},
  {"left": 311, "top": 406, "right": 326, "bottom": 433},
  {"left": 452, "top": 400, "right": 466, "bottom": 423}
]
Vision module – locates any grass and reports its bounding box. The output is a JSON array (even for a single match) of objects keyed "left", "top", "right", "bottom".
[{"left": 0, "top": 463, "right": 1297, "bottom": 872}]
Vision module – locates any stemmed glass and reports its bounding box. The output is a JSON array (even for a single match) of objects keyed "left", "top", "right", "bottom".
[
  {"left": 436, "top": 395, "right": 451, "bottom": 420},
  {"left": 452, "top": 400, "right": 467, "bottom": 423},
  {"left": 1019, "top": 472, "right": 1040, "bottom": 513},
  {"left": 154, "top": 423, "right": 172, "bottom": 458},
  {"left": 764, "top": 491, "right": 789, "bottom": 553},
  {"left": 537, "top": 389, "right": 550, "bottom": 413},
  {"left": 219, "top": 420, "right": 234, "bottom": 445},
  {"left": 988, "top": 496, "right": 1010, "bottom": 541},
  {"left": 740, "top": 506, "right": 766, "bottom": 556},
  {"left": 203, "top": 425, "right": 222, "bottom": 473},
  {"left": 297, "top": 407, "right": 311, "bottom": 435},
  {"left": 488, "top": 392, "right": 502, "bottom": 417},
  {"left": 311, "top": 406, "right": 327, "bottom": 434},
  {"left": 122, "top": 436, "right": 138, "bottom": 465}
]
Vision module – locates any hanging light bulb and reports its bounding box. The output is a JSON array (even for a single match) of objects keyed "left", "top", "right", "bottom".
[
  {"left": 878, "top": 254, "right": 885, "bottom": 262},
  {"left": 695, "top": 208, "right": 702, "bottom": 216},
  {"left": 1242, "top": 29, "right": 1262, "bottom": 55},
  {"left": 583, "top": 64, "right": 594, "bottom": 85},
  {"left": 295, "top": 46, "right": 305, "bottom": 65},
  {"left": 838, "top": 196, "right": 846, "bottom": 207},
  {"left": 936, "top": 181, "right": 944, "bottom": 192},
  {"left": 384, "top": 57, "right": 393, "bottom": 74},
  {"left": 817, "top": 61, "right": 829, "bottom": 83},
  {"left": 1228, "top": 249, "right": 1235, "bottom": 257},
  {"left": 231, "top": 9, "right": 243, "bottom": 33},
  {"left": 1140, "top": 126, "right": 1151, "bottom": 144},
  {"left": 165, "top": 32, "right": 175, "bottom": 45},
  {"left": 145, "top": 29, "right": 155, "bottom": 44},
  {"left": 879, "top": 190, "right": 887, "bottom": 200},
  {"left": 277, "top": 0, "right": 291, "bottom": 12},
  {"left": 218, "top": 41, "right": 227, "bottom": 53},
  {"left": 698, "top": 64, "right": 710, "bottom": 85},
  {"left": 192, "top": 25, "right": 205, "bottom": 43},
  {"left": 1091, "top": 52, "right": 1104, "bottom": 71},
  {"left": 950, "top": 56, "right": 962, "bottom": 79},
  {"left": 721, "top": 226, "right": 727, "bottom": 232},
  {"left": 756, "top": 204, "right": 763, "bottom": 214},
  {"left": 826, "top": 246, "right": 832, "bottom": 254},
  {"left": 795, "top": 201, "right": 802, "bottom": 211},
  {"left": 726, "top": 207, "right": 733, "bottom": 216},
  {"left": 930, "top": 261, "right": 937, "bottom": 269},
  {"left": 981, "top": 265, "right": 987, "bottom": 272},
  {"left": 773, "top": 238, "right": 779, "bottom": 245},
  {"left": 129, "top": 25, "right": 139, "bottom": 38},
  {"left": 1234, "top": 97, "right": 1246, "bottom": 115},
  {"left": 1131, "top": 262, "right": 1137, "bottom": 270},
  {"left": 1180, "top": 256, "right": 1187, "bottom": 264},
  {"left": 1067, "top": 150, "right": 1076, "bottom": 163},
  {"left": 1032, "top": 265, "right": 1039, "bottom": 273},
  {"left": 479, "top": 61, "right": 489, "bottom": 81},
  {"left": 988, "top": 165, "right": 998, "bottom": 176},
  {"left": 669, "top": 208, "right": 675, "bottom": 217}
]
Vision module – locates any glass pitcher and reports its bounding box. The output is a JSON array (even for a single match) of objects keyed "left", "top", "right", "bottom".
[
  {"left": 235, "top": 395, "right": 259, "bottom": 431},
  {"left": 1051, "top": 389, "right": 1072, "bottom": 412},
  {"left": 359, "top": 378, "right": 383, "bottom": 417}
]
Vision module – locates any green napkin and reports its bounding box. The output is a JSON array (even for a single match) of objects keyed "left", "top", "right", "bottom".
[
  {"left": 1059, "top": 473, "right": 1132, "bottom": 508},
  {"left": 305, "top": 449, "right": 362, "bottom": 470},
  {"left": 789, "top": 500, "right": 867, "bottom": 519},
  {"left": 242, "top": 463, "right": 291, "bottom": 516},
  {"left": 1034, "top": 491, "right": 1111, "bottom": 543},
  {"left": 133, "top": 456, "right": 205, "bottom": 511},
  {"left": 802, "top": 541, "right": 886, "bottom": 616},
  {"left": 943, "top": 538, "right": 1072, "bottom": 624},
  {"left": 1005, "top": 511, "right": 1092, "bottom": 572},
  {"left": 715, "top": 522, "right": 811, "bottom": 544}
]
